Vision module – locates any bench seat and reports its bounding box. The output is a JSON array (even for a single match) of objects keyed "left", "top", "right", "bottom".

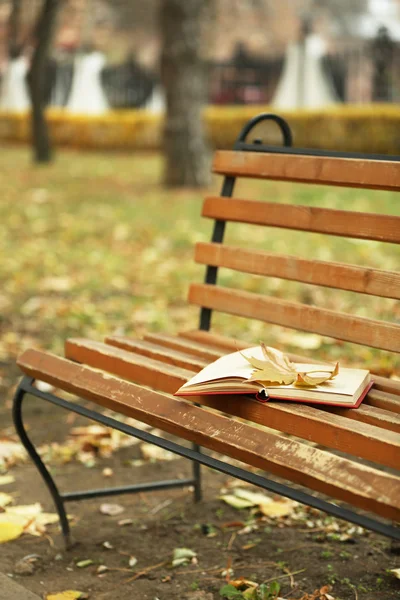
[{"left": 17, "top": 330, "right": 400, "bottom": 526}]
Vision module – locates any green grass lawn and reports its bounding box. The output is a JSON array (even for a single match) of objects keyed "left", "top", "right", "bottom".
[{"left": 1, "top": 146, "right": 399, "bottom": 391}]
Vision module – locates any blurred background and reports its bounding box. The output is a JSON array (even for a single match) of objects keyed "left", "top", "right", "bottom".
[
  {"left": 1, "top": 0, "right": 400, "bottom": 108},
  {"left": 0, "top": 0, "right": 399, "bottom": 165},
  {"left": 0, "top": 1, "right": 399, "bottom": 383}
]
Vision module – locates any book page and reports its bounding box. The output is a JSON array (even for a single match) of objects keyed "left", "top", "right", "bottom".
[
  {"left": 180, "top": 347, "right": 258, "bottom": 388},
  {"left": 265, "top": 368, "right": 369, "bottom": 397}
]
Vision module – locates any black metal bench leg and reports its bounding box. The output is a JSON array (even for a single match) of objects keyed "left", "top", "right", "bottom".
[
  {"left": 12, "top": 377, "right": 73, "bottom": 549},
  {"left": 192, "top": 443, "right": 202, "bottom": 502}
]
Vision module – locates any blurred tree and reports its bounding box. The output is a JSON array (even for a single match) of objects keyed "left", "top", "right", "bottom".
[
  {"left": 8, "top": 0, "right": 22, "bottom": 57},
  {"left": 27, "top": 0, "right": 61, "bottom": 163},
  {"left": 160, "top": 0, "right": 211, "bottom": 187},
  {"left": 311, "top": 0, "right": 368, "bottom": 34}
]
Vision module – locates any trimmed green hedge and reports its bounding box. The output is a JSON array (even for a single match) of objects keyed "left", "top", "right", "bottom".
[{"left": 0, "top": 105, "right": 399, "bottom": 154}]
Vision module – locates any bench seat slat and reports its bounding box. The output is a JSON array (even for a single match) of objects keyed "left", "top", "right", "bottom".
[
  {"left": 180, "top": 331, "right": 400, "bottom": 411},
  {"left": 107, "top": 335, "right": 400, "bottom": 434},
  {"left": 64, "top": 339, "right": 400, "bottom": 470},
  {"left": 195, "top": 242, "right": 400, "bottom": 300},
  {"left": 105, "top": 336, "right": 209, "bottom": 371},
  {"left": 144, "top": 333, "right": 227, "bottom": 361},
  {"left": 189, "top": 283, "right": 400, "bottom": 353},
  {"left": 203, "top": 197, "right": 400, "bottom": 244},
  {"left": 213, "top": 150, "right": 400, "bottom": 191},
  {"left": 17, "top": 349, "right": 400, "bottom": 521}
]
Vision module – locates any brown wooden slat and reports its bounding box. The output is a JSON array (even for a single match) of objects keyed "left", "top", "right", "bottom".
[
  {"left": 105, "top": 336, "right": 208, "bottom": 371},
  {"left": 64, "top": 339, "right": 400, "bottom": 470},
  {"left": 65, "top": 338, "right": 187, "bottom": 391},
  {"left": 202, "top": 197, "right": 400, "bottom": 244},
  {"left": 213, "top": 150, "right": 400, "bottom": 191},
  {"left": 319, "top": 404, "right": 400, "bottom": 434},
  {"left": 188, "top": 284, "right": 400, "bottom": 353},
  {"left": 366, "top": 389, "right": 400, "bottom": 414},
  {"left": 143, "top": 333, "right": 227, "bottom": 361},
  {"left": 195, "top": 242, "right": 400, "bottom": 300},
  {"left": 17, "top": 349, "right": 400, "bottom": 520},
  {"left": 180, "top": 330, "right": 400, "bottom": 413}
]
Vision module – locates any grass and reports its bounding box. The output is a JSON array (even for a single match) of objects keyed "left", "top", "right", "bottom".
[{"left": 1, "top": 146, "right": 399, "bottom": 396}]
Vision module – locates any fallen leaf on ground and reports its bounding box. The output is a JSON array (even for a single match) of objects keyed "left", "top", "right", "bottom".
[
  {"left": 118, "top": 518, "right": 133, "bottom": 526},
  {"left": 46, "top": 592, "right": 88, "bottom": 600},
  {"left": 259, "top": 501, "right": 296, "bottom": 518},
  {"left": 219, "top": 494, "right": 256, "bottom": 509},
  {"left": 0, "top": 438, "right": 26, "bottom": 468},
  {"left": 172, "top": 547, "right": 197, "bottom": 567},
  {"left": 140, "top": 443, "right": 177, "bottom": 461},
  {"left": 389, "top": 568, "right": 400, "bottom": 579},
  {"left": 100, "top": 503, "right": 124, "bottom": 516},
  {"left": 0, "top": 492, "right": 13, "bottom": 507},
  {"left": 76, "top": 559, "right": 94, "bottom": 568},
  {"left": 0, "top": 522, "right": 24, "bottom": 543},
  {"left": 233, "top": 489, "right": 273, "bottom": 505},
  {"left": 0, "top": 474, "right": 15, "bottom": 485},
  {"left": 219, "top": 488, "right": 296, "bottom": 519},
  {"left": 0, "top": 502, "right": 59, "bottom": 537}
]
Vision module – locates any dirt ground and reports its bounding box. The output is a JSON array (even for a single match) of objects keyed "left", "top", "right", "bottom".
[{"left": 0, "top": 376, "right": 399, "bottom": 600}]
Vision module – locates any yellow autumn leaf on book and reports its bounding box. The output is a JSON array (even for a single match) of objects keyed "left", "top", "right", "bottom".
[
  {"left": 244, "top": 344, "right": 296, "bottom": 384},
  {"left": 243, "top": 343, "right": 338, "bottom": 387}
]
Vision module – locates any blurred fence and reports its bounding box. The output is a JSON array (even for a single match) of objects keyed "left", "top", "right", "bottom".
[{"left": 41, "top": 36, "right": 400, "bottom": 110}]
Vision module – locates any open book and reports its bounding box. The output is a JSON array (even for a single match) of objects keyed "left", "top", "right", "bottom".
[{"left": 175, "top": 346, "right": 372, "bottom": 408}]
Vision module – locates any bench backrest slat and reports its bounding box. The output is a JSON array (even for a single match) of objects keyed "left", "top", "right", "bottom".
[
  {"left": 195, "top": 242, "right": 400, "bottom": 300},
  {"left": 189, "top": 284, "right": 400, "bottom": 353},
  {"left": 194, "top": 133, "right": 400, "bottom": 357},
  {"left": 203, "top": 196, "right": 400, "bottom": 244},
  {"left": 213, "top": 150, "right": 400, "bottom": 191}
]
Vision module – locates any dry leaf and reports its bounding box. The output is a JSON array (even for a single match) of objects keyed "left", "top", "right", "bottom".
[
  {"left": 76, "top": 559, "right": 93, "bottom": 568},
  {"left": 389, "top": 568, "right": 400, "bottom": 579},
  {"left": 0, "top": 438, "right": 26, "bottom": 468},
  {"left": 219, "top": 494, "right": 256, "bottom": 509},
  {"left": 0, "top": 522, "right": 24, "bottom": 543},
  {"left": 100, "top": 503, "right": 124, "bottom": 516},
  {"left": 233, "top": 489, "right": 273, "bottom": 505},
  {"left": 259, "top": 501, "right": 295, "bottom": 518},
  {"left": 140, "top": 443, "right": 177, "bottom": 461},
  {"left": 244, "top": 344, "right": 296, "bottom": 385},
  {"left": 172, "top": 547, "right": 197, "bottom": 567},
  {"left": 0, "top": 474, "right": 15, "bottom": 486},
  {"left": 244, "top": 345, "right": 338, "bottom": 388},
  {"left": 0, "top": 492, "right": 13, "bottom": 507},
  {"left": 46, "top": 592, "right": 88, "bottom": 600},
  {"left": 0, "top": 503, "right": 59, "bottom": 537}
]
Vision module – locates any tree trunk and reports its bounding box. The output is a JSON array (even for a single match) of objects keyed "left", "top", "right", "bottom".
[
  {"left": 160, "top": 0, "right": 211, "bottom": 187},
  {"left": 8, "top": 0, "right": 23, "bottom": 58},
  {"left": 27, "top": 0, "right": 61, "bottom": 163}
]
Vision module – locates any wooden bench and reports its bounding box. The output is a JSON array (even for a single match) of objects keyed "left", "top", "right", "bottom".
[{"left": 14, "top": 113, "right": 400, "bottom": 548}]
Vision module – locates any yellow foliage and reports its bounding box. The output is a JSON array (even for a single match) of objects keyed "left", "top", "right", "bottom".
[
  {"left": 0, "top": 104, "right": 399, "bottom": 154},
  {"left": 0, "top": 522, "right": 24, "bottom": 543}
]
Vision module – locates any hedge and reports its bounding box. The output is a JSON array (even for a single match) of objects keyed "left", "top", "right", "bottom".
[{"left": 0, "top": 104, "right": 399, "bottom": 154}]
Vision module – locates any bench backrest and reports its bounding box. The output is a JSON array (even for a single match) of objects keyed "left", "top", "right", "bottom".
[{"left": 189, "top": 114, "right": 400, "bottom": 361}]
